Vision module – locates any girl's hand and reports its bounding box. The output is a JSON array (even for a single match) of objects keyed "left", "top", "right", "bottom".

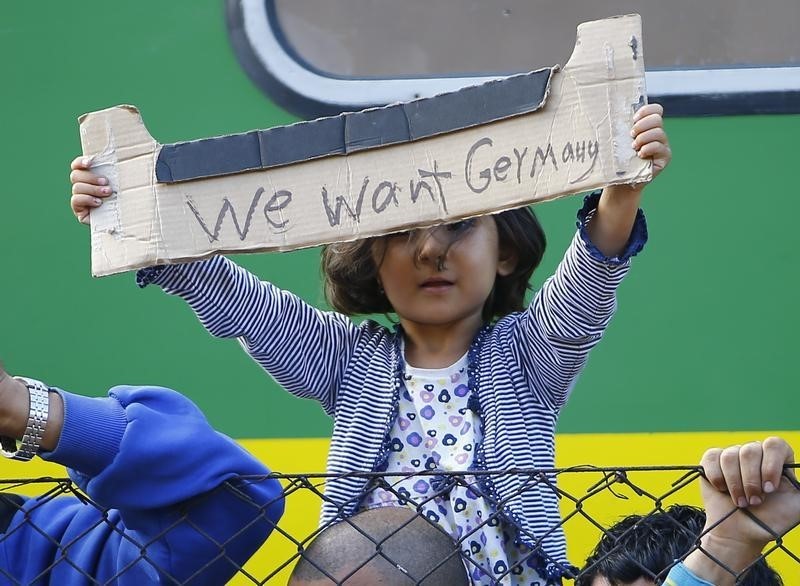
[
  {"left": 631, "top": 102, "right": 671, "bottom": 180},
  {"left": 69, "top": 156, "right": 113, "bottom": 224},
  {"left": 589, "top": 102, "right": 670, "bottom": 255}
]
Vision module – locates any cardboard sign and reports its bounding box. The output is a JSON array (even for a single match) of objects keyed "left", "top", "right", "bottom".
[{"left": 80, "top": 14, "right": 650, "bottom": 277}]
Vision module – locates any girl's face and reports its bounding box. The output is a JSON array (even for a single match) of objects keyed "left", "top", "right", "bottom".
[{"left": 376, "top": 217, "right": 516, "bottom": 331}]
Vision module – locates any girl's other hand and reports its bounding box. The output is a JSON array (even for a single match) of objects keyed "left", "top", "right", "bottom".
[
  {"left": 70, "top": 156, "right": 112, "bottom": 225},
  {"left": 631, "top": 103, "right": 671, "bottom": 179}
]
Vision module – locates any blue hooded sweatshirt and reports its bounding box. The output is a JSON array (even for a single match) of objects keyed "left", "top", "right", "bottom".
[{"left": 0, "top": 385, "right": 284, "bottom": 584}]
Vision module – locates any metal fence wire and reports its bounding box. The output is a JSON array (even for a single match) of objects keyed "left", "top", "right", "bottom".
[{"left": 1, "top": 466, "right": 798, "bottom": 585}]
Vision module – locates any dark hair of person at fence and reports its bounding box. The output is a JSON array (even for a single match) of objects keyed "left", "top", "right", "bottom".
[
  {"left": 321, "top": 207, "right": 547, "bottom": 321},
  {"left": 575, "top": 504, "right": 783, "bottom": 586},
  {"left": 288, "top": 507, "right": 469, "bottom": 585}
]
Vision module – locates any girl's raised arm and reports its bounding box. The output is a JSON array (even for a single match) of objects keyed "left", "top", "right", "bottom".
[
  {"left": 137, "top": 256, "right": 360, "bottom": 415},
  {"left": 69, "top": 159, "right": 359, "bottom": 412},
  {"left": 511, "top": 104, "right": 670, "bottom": 407},
  {"left": 514, "top": 216, "right": 638, "bottom": 408}
]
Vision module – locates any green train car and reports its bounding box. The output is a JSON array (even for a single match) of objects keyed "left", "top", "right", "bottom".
[{"left": 2, "top": 1, "right": 798, "bottom": 581}]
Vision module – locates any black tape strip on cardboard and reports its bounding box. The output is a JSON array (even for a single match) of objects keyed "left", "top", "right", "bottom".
[{"left": 155, "top": 69, "right": 553, "bottom": 183}]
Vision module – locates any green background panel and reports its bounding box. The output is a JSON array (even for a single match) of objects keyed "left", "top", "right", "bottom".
[{"left": 1, "top": 1, "right": 797, "bottom": 438}]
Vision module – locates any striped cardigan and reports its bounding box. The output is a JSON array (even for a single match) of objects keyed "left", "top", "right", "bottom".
[{"left": 139, "top": 194, "right": 646, "bottom": 578}]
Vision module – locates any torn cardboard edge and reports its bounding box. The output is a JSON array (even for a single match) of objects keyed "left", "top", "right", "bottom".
[{"left": 80, "top": 14, "right": 651, "bottom": 277}]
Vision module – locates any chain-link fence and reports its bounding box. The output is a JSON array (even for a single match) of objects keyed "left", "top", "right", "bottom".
[{"left": 2, "top": 466, "right": 799, "bottom": 585}]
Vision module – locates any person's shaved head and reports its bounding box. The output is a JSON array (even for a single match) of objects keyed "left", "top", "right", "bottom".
[{"left": 288, "top": 507, "right": 468, "bottom": 585}]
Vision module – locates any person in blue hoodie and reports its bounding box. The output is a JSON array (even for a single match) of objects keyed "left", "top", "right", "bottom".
[{"left": 0, "top": 361, "right": 284, "bottom": 584}]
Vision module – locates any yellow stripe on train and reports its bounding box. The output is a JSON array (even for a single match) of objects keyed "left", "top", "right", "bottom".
[
  {"left": 238, "top": 431, "right": 800, "bottom": 584},
  {"left": 2, "top": 431, "right": 798, "bottom": 583}
]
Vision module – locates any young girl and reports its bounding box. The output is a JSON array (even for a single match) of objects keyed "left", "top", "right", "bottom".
[{"left": 70, "top": 103, "right": 671, "bottom": 585}]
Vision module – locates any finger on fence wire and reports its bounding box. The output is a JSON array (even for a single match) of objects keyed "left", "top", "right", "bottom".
[{"left": 1, "top": 465, "right": 798, "bottom": 585}]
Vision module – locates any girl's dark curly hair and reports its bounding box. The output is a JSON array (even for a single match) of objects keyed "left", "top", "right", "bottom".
[{"left": 321, "top": 207, "right": 546, "bottom": 321}]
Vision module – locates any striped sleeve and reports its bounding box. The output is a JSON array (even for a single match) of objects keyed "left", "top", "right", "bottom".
[
  {"left": 138, "top": 257, "right": 358, "bottom": 415},
  {"left": 514, "top": 195, "right": 647, "bottom": 408}
]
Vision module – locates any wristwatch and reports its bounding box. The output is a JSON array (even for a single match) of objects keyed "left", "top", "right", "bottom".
[{"left": 0, "top": 377, "right": 50, "bottom": 461}]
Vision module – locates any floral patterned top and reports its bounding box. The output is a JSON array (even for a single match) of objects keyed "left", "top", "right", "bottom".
[{"left": 363, "top": 352, "right": 546, "bottom": 585}]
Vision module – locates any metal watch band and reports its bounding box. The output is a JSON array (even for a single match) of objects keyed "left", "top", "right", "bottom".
[{"left": 0, "top": 377, "right": 50, "bottom": 462}]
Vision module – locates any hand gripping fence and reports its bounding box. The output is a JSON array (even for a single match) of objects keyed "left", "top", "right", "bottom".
[{"left": 2, "top": 465, "right": 799, "bottom": 585}]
